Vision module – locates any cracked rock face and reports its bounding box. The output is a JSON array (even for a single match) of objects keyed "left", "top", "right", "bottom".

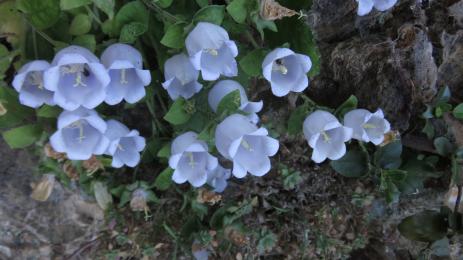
[
  {"left": 310, "top": 0, "right": 438, "bottom": 131},
  {"left": 0, "top": 140, "right": 103, "bottom": 259},
  {"left": 439, "top": 30, "right": 463, "bottom": 99}
]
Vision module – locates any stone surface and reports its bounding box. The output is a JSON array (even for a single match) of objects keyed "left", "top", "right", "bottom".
[
  {"left": 0, "top": 140, "right": 104, "bottom": 259},
  {"left": 310, "top": 0, "right": 438, "bottom": 131}
]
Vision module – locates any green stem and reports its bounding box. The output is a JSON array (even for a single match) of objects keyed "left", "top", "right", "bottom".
[
  {"left": 141, "top": 0, "right": 182, "bottom": 23},
  {"left": 32, "top": 29, "right": 38, "bottom": 59},
  {"left": 85, "top": 5, "right": 103, "bottom": 25},
  {"left": 34, "top": 28, "right": 59, "bottom": 47},
  {"left": 245, "top": 30, "right": 259, "bottom": 49},
  {"left": 358, "top": 141, "right": 373, "bottom": 175}
]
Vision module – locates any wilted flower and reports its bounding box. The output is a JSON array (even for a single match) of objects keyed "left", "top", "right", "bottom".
[
  {"left": 215, "top": 114, "right": 279, "bottom": 178},
  {"left": 303, "top": 110, "right": 353, "bottom": 163},
  {"left": 100, "top": 43, "right": 151, "bottom": 105},
  {"left": 30, "top": 174, "right": 55, "bottom": 202},
  {"left": 104, "top": 119, "right": 146, "bottom": 168},
  {"left": 185, "top": 22, "right": 238, "bottom": 81},
  {"left": 197, "top": 188, "right": 222, "bottom": 205},
  {"left": 162, "top": 53, "right": 202, "bottom": 100},
  {"left": 343, "top": 109, "right": 391, "bottom": 145},
  {"left": 12, "top": 60, "right": 55, "bottom": 108},
  {"left": 44, "top": 45, "right": 110, "bottom": 111},
  {"left": 63, "top": 161, "right": 79, "bottom": 180},
  {"left": 44, "top": 142, "right": 67, "bottom": 161},
  {"left": 130, "top": 188, "right": 149, "bottom": 212},
  {"left": 262, "top": 48, "right": 312, "bottom": 97},
  {"left": 356, "top": 0, "right": 397, "bottom": 16},
  {"left": 169, "top": 132, "right": 218, "bottom": 187},
  {"left": 0, "top": 102, "right": 6, "bottom": 116},
  {"left": 206, "top": 165, "right": 231, "bottom": 193},
  {"left": 208, "top": 80, "right": 263, "bottom": 123},
  {"left": 50, "top": 108, "right": 110, "bottom": 160},
  {"left": 82, "top": 155, "right": 104, "bottom": 174}
]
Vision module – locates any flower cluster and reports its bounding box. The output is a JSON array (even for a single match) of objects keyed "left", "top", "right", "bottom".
[
  {"left": 356, "top": 0, "right": 398, "bottom": 16},
  {"left": 13, "top": 44, "right": 150, "bottom": 167},
  {"left": 164, "top": 22, "right": 284, "bottom": 192},
  {"left": 303, "top": 109, "right": 391, "bottom": 163}
]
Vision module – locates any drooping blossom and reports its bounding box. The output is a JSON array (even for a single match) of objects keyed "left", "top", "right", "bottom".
[
  {"left": 208, "top": 80, "right": 263, "bottom": 123},
  {"left": 104, "top": 119, "right": 146, "bottom": 168},
  {"left": 100, "top": 43, "right": 151, "bottom": 105},
  {"left": 185, "top": 22, "right": 238, "bottom": 81},
  {"left": 44, "top": 45, "right": 110, "bottom": 111},
  {"left": 206, "top": 165, "right": 231, "bottom": 193},
  {"left": 169, "top": 132, "right": 218, "bottom": 187},
  {"left": 343, "top": 109, "right": 391, "bottom": 145},
  {"left": 50, "top": 108, "right": 110, "bottom": 160},
  {"left": 12, "top": 60, "right": 55, "bottom": 108},
  {"left": 356, "top": 0, "right": 397, "bottom": 16},
  {"left": 303, "top": 110, "right": 353, "bottom": 163},
  {"left": 162, "top": 53, "right": 202, "bottom": 100},
  {"left": 262, "top": 48, "right": 312, "bottom": 97},
  {"left": 215, "top": 114, "right": 279, "bottom": 178}
]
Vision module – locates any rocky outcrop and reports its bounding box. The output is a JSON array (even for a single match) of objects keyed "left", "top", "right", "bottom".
[
  {"left": 309, "top": 0, "right": 439, "bottom": 131},
  {"left": 0, "top": 140, "right": 104, "bottom": 259}
]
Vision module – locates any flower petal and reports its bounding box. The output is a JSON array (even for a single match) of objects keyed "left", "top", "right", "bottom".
[
  {"left": 357, "top": 0, "right": 374, "bottom": 16},
  {"left": 185, "top": 22, "right": 230, "bottom": 56}
]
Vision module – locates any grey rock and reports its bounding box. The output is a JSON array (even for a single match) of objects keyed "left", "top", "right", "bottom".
[{"left": 0, "top": 140, "right": 104, "bottom": 259}]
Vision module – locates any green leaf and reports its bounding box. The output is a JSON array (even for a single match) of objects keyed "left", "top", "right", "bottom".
[
  {"left": 334, "top": 95, "right": 358, "bottom": 118},
  {"left": 60, "top": 0, "right": 91, "bottom": 10},
  {"left": 226, "top": 0, "right": 250, "bottom": 24},
  {"left": 217, "top": 89, "right": 241, "bottom": 115},
  {"left": 250, "top": 12, "right": 277, "bottom": 39},
  {"left": 193, "top": 5, "right": 226, "bottom": 25},
  {"left": 119, "top": 22, "right": 147, "bottom": 43},
  {"left": 164, "top": 98, "right": 192, "bottom": 125},
  {"left": 160, "top": 23, "right": 185, "bottom": 49},
  {"left": 330, "top": 150, "right": 369, "bottom": 178},
  {"left": 287, "top": 104, "right": 308, "bottom": 136},
  {"left": 2, "top": 124, "right": 42, "bottom": 149},
  {"left": 157, "top": 143, "right": 171, "bottom": 158},
  {"left": 282, "top": 170, "right": 302, "bottom": 190},
  {"left": 0, "top": 86, "right": 34, "bottom": 128},
  {"left": 257, "top": 230, "right": 278, "bottom": 254},
  {"left": 434, "top": 137, "right": 455, "bottom": 156},
  {"left": 374, "top": 140, "right": 402, "bottom": 170},
  {"left": 398, "top": 210, "right": 448, "bottom": 242},
  {"left": 17, "top": 0, "right": 60, "bottom": 30},
  {"left": 0, "top": 44, "right": 10, "bottom": 78},
  {"left": 156, "top": 0, "right": 174, "bottom": 8},
  {"left": 195, "top": 0, "right": 208, "bottom": 8},
  {"left": 422, "top": 120, "right": 435, "bottom": 139},
  {"left": 398, "top": 156, "right": 441, "bottom": 195},
  {"left": 453, "top": 103, "right": 463, "bottom": 119},
  {"left": 93, "top": 0, "right": 114, "bottom": 19},
  {"left": 239, "top": 49, "right": 268, "bottom": 77},
  {"left": 115, "top": 1, "right": 149, "bottom": 32},
  {"left": 154, "top": 168, "right": 174, "bottom": 191},
  {"left": 381, "top": 175, "right": 400, "bottom": 204},
  {"left": 69, "top": 14, "right": 91, "bottom": 36},
  {"left": 0, "top": 1, "right": 25, "bottom": 46},
  {"left": 72, "top": 34, "right": 96, "bottom": 52},
  {"left": 37, "top": 105, "right": 61, "bottom": 118}
]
